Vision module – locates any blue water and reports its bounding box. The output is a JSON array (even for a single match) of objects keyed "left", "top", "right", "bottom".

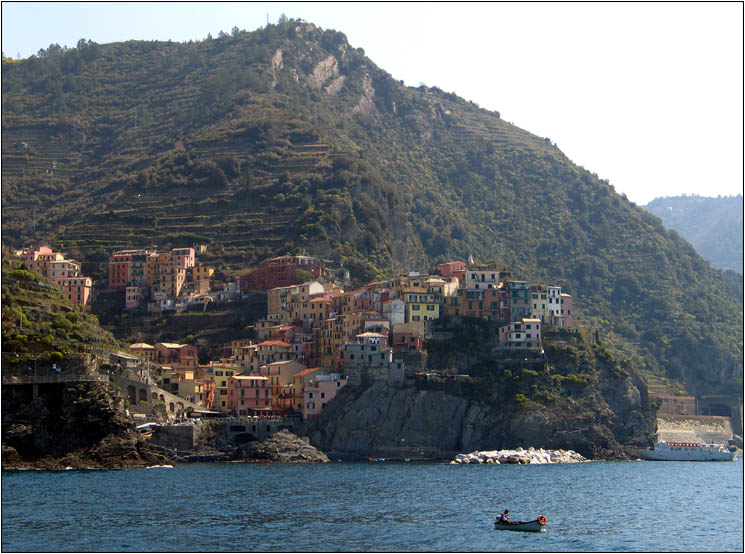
[{"left": 2, "top": 460, "right": 742, "bottom": 552}]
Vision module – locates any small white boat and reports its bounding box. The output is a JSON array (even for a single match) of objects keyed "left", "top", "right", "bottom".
[
  {"left": 638, "top": 441, "right": 735, "bottom": 462},
  {"left": 494, "top": 514, "right": 547, "bottom": 532}
]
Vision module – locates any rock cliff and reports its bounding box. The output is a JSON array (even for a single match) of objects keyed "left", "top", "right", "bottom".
[
  {"left": 302, "top": 332, "right": 657, "bottom": 460},
  {"left": 1, "top": 381, "right": 171, "bottom": 469}
]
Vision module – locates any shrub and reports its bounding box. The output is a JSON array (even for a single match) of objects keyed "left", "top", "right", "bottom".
[
  {"left": 513, "top": 393, "right": 529, "bottom": 407},
  {"left": 50, "top": 351, "right": 64, "bottom": 362}
]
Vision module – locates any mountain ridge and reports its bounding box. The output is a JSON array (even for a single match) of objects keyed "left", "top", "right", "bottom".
[
  {"left": 1, "top": 20, "right": 742, "bottom": 396},
  {"left": 644, "top": 194, "right": 743, "bottom": 273}
]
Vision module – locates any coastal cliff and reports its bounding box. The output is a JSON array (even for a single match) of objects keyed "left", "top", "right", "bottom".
[
  {"left": 302, "top": 329, "right": 657, "bottom": 459},
  {"left": 1, "top": 381, "right": 171, "bottom": 470}
]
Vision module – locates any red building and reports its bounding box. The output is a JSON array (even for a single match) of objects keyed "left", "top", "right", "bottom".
[
  {"left": 239, "top": 255, "right": 323, "bottom": 292},
  {"left": 439, "top": 261, "right": 467, "bottom": 281},
  {"left": 108, "top": 249, "right": 141, "bottom": 288}
]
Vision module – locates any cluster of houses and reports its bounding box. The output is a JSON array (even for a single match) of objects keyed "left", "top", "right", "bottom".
[
  {"left": 107, "top": 246, "right": 238, "bottom": 312},
  {"left": 20, "top": 246, "right": 92, "bottom": 310},
  {"left": 123, "top": 254, "right": 574, "bottom": 421}
]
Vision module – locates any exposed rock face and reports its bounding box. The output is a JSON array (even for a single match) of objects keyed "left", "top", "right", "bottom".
[
  {"left": 302, "top": 375, "right": 655, "bottom": 460},
  {"left": 234, "top": 430, "right": 330, "bottom": 463},
  {"left": 2, "top": 381, "right": 172, "bottom": 469}
]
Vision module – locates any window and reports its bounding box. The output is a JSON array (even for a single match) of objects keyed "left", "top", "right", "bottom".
[
  {"left": 412, "top": 304, "right": 420, "bottom": 310},
  {"left": 321, "top": 392, "right": 326, "bottom": 399},
  {"left": 309, "top": 392, "right": 313, "bottom": 399},
  {"left": 427, "top": 305, "right": 434, "bottom": 310},
  {"left": 526, "top": 324, "right": 531, "bottom": 329},
  {"left": 412, "top": 315, "right": 420, "bottom": 321}
]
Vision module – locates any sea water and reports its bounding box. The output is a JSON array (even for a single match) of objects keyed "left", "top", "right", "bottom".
[{"left": 2, "top": 460, "right": 742, "bottom": 552}]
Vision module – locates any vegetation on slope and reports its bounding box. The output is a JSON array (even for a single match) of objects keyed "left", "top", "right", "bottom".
[
  {"left": 1, "top": 20, "right": 742, "bottom": 395},
  {"left": 1, "top": 251, "right": 123, "bottom": 372}
]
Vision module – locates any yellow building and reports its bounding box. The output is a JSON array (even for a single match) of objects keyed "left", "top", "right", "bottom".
[
  {"left": 205, "top": 364, "right": 240, "bottom": 411},
  {"left": 403, "top": 288, "right": 440, "bottom": 322}
]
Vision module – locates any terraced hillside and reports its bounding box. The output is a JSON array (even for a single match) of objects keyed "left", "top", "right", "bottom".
[{"left": 1, "top": 20, "right": 742, "bottom": 396}]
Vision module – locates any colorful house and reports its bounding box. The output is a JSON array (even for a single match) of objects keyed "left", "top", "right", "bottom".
[
  {"left": 498, "top": 318, "right": 542, "bottom": 349},
  {"left": 239, "top": 255, "right": 323, "bottom": 292},
  {"left": 227, "top": 375, "right": 272, "bottom": 415},
  {"left": 56, "top": 276, "right": 92, "bottom": 309},
  {"left": 303, "top": 373, "right": 348, "bottom": 419},
  {"left": 439, "top": 261, "right": 467, "bottom": 280}
]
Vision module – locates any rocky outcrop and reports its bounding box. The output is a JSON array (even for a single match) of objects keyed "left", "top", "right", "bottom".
[
  {"left": 234, "top": 431, "right": 330, "bottom": 463},
  {"left": 302, "top": 357, "right": 655, "bottom": 461},
  {"left": 1, "top": 381, "right": 172, "bottom": 470},
  {"left": 169, "top": 430, "right": 330, "bottom": 463}
]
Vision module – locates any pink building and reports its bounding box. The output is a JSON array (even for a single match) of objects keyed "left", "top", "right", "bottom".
[
  {"left": 170, "top": 247, "right": 196, "bottom": 269},
  {"left": 439, "top": 261, "right": 467, "bottom": 280},
  {"left": 560, "top": 294, "right": 574, "bottom": 327},
  {"left": 125, "top": 286, "right": 148, "bottom": 310},
  {"left": 227, "top": 375, "right": 272, "bottom": 415},
  {"left": 56, "top": 276, "right": 92, "bottom": 310},
  {"left": 303, "top": 373, "right": 348, "bottom": 419},
  {"left": 23, "top": 246, "right": 64, "bottom": 278}
]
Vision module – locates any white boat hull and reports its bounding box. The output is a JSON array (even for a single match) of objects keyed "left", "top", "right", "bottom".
[{"left": 638, "top": 441, "right": 735, "bottom": 462}]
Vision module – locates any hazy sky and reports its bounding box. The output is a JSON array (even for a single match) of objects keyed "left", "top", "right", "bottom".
[{"left": 2, "top": 2, "right": 743, "bottom": 205}]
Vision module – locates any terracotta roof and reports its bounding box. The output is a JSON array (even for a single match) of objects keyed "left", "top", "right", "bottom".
[
  {"left": 158, "top": 342, "right": 186, "bottom": 349},
  {"left": 233, "top": 375, "right": 269, "bottom": 380},
  {"left": 294, "top": 367, "right": 322, "bottom": 378},
  {"left": 258, "top": 340, "right": 291, "bottom": 347}
]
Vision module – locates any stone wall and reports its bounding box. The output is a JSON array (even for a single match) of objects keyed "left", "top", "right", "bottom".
[{"left": 656, "top": 415, "right": 733, "bottom": 444}]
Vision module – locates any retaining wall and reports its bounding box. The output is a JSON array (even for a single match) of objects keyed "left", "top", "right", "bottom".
[{"left": 656, "top": 415, "right": 734, "bottom": 444}]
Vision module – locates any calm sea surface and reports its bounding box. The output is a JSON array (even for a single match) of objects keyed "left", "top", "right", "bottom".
[{"left": 2, "top": 460, "right": 742, "bottom": 552}]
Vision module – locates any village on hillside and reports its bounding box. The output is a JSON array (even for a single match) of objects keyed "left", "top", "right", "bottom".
[{"left": 18, "top": 246, "right": 576, "bottom": 422}]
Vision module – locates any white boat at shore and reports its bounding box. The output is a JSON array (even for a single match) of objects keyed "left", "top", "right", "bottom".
[{"left": 638, "top": 441, "right": 735, "bottom": 461}]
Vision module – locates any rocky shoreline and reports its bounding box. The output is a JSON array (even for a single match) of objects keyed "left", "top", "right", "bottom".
[
  {"left": 450, "top": 446, "right": 588, "bottom": 465},
  {"left": 2, "top": 430, "right": 330, "bottom": 470}
]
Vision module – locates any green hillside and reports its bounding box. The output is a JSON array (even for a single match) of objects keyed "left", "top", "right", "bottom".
[
  {"left": 1, "top": 21, "right": 742, "bottom": 395},
  {"left": 1, "top": 251, "right": 123, "bottom": 371},
  {"left": 644, "top": 195, "right": 743, "bottom": 273}
]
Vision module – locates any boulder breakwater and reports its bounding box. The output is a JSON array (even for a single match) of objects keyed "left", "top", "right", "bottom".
[{"left": 450, "top": 446, "right": 587, "bottom": 464}]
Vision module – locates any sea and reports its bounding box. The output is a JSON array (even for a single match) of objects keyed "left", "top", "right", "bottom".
[{"left": 2, "top": 459, "right": 742, "bottom": 552}]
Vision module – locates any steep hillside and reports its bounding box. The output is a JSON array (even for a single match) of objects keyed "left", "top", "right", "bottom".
[
  {"left": 644, "top": 195, "right": 743, "bottom": 273},
  {"left": 1, "top": 20, "right": 742, "bottom": 395},
  {"left": 1, "top": 250, "right": 123, "bottom": 372}
]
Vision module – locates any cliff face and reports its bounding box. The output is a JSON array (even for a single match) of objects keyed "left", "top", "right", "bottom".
[
  {"left": 302, "top": 334, "right": 657, "bottom": 459},
  {"left": 1, "top": 381, "right": 170, "bottom": 469},
  {"left": 304, "top": 379, "right": 653, "bottom": 460}
]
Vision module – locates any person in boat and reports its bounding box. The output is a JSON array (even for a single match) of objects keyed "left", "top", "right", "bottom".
[{"left": 497, "top": 509, "right": 511, "bottom": 523}]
